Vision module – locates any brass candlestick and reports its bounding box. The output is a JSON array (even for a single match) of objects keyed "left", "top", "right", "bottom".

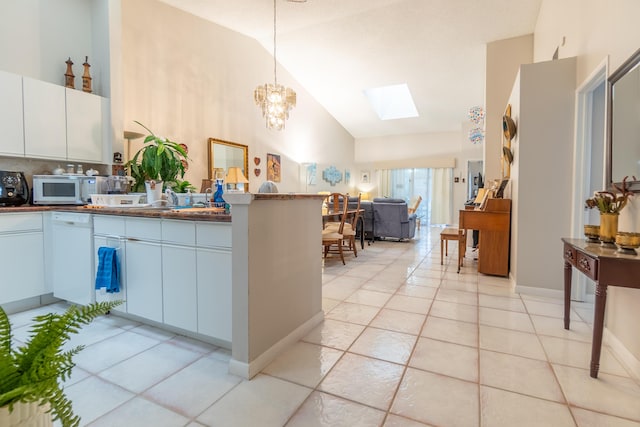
[
  {"left": 64, "top": 57, "right": 75, "bottom": 89},
  {"left": 82, "top": 56, "right": 92, "bottom": 93}
]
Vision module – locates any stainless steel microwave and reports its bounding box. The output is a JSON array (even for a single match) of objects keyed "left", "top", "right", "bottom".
[{"left": 32, "top": 175, "right": 105, "bottom": 205}]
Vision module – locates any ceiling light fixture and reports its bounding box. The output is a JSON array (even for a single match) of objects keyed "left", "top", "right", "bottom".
[{"left": 254, "top": 0, "right": 297, "bottom": 131}]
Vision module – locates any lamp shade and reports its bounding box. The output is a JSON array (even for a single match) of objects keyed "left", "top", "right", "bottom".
[{"left": 226, "top": 167, "right": 249, "bottom": 184}]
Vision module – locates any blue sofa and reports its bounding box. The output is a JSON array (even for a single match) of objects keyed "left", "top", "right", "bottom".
[{"left": 371, "top": 198, "right": 417, "bottom": 240}]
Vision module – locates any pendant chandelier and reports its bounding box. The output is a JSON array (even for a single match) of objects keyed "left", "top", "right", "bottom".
[{"left": 254, "top": 0, "right": 296, "bottom": 131}]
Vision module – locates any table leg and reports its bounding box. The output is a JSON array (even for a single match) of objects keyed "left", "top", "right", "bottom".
[
  {"left": 590, "top": 283, "right": 607, "bottom": 378},
  {"left": 440, "top": 237, "right": 444, "bottom": 265},
  {"left": 563, "top": 260, "right": 572, "bottom": 330}
]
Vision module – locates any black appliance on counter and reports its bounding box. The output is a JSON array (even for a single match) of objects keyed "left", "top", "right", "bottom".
[{"left": 0, "top": 171, "right": 29, "bottom": 206}]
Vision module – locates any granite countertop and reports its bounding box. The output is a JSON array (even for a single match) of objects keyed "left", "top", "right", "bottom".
[{"left": 0, "top": 205, "right": 231, "bottom": 222}]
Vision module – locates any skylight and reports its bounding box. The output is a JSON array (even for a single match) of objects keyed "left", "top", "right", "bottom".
[{"left": 363, "top": 83, "right": 419, "bottom": 120}]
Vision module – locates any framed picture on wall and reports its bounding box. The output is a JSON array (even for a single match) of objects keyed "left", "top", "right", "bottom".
[
  {"left": 360, "top": 170, "right": 370, "bottom": 184},
  {"left": 267, "top": 153, "right": 281, "bottom": 182}
]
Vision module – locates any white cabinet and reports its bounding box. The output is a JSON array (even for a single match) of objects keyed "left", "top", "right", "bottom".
[
  {"left": 126, "top": 240, "right": 163, "bottom": 322},
  {"left": 162, "top": 244, "right": 197, "bottom": 330},
  {"left": 66, "top": 88, "right": 103, "bottom": 163},
  {"left": 23, "top": 77, "right": 67, "bottom": 160},
  {"left": 93, "top": 215, "right": 127, "bottom": 313},
  {"left": 161, "top": 220, "right": 197, "bottom": 331},
  {"left": 88, "top": 215, "right": 232, "bottom": 341},
  {"left": 196, "top": 222, "right": 232, "bottom": 341},
  {"left": 0, "top": 70, "right": 24, "bottom": 156},
  {"left": 197, "top": 248, "right": 232, "bottom": 341},
  {"left": 0, "top": 213, "right": 45, "bottom": 304}
]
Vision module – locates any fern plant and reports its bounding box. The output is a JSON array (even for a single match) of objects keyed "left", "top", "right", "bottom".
[
  {"left": 125, "top": 121, "right": 188, "bottom": 192},
  {"left": 0, "top": 300, "right": 122, "bottom": 427}
]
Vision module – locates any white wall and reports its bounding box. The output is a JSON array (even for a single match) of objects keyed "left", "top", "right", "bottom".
[
  {"left": 121, "top": 0, "right": 355, "bottom": 194},
  {"left": 535, "top": 0, "right": 640, "bottom": 372},
  {"left": 485, "top": 35, "right": 534, "bottom": 183},
  {"left": 0, "top": 0, "right": 105, "bottom": 95},
  {"left": 509, "top": 58, "right": 576, "bottom": 291}
]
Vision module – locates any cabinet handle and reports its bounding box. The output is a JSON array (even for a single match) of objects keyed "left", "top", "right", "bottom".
[
  {"left": 127, "top": 237, "right": 140, "bottom": 242},
  {"left": 578, "top": 258, "right": 590, "bottom": 271}
]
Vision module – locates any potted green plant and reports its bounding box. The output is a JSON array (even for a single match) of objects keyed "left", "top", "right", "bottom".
[
  {"left": 125, "top": 121, "right": 189, "bottom": 193},
  {"left": 0, "top": 300, "right": 122, "bottom": 427}
]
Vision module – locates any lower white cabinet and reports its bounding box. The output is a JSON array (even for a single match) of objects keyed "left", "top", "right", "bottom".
[
  {"left": 0, "top": 213, "right": 45, "bottom": 304},
  {"left": 196, "top": 248, "right": 232, "bottom": 341},
  {"left": 162, "top": 244, "right": 197, "bottom": 331},
  {"left": 125, "top": 239, "right": 163, "bottom": 323},
  {"left": 90, "top": 215, "right": 231, "bottom": 342}
]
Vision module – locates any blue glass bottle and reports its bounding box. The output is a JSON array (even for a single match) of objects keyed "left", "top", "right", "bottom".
[{"left": 213, "top": 178, "right": 225, "bottom": 203}]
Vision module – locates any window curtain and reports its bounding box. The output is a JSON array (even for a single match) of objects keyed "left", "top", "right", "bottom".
[
  {"left": 378, "top": 169, "right": 392, "bottom": 197},
  {"left": 430, "top": 168, "right": 453, "bottom": 225}
]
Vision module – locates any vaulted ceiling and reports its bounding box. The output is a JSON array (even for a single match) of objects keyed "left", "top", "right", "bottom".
[{"left": 158, "top": 0, "right": 542, "bottom": 139}]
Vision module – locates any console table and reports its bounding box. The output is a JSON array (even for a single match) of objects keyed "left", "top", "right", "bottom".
[{"left": 562, "top": 238, "right": 640, "bottom": 378}]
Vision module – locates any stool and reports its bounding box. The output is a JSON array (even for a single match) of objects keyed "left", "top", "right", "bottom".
[{"left": 440, "top": 227, "right": 466, "bottom": 271}]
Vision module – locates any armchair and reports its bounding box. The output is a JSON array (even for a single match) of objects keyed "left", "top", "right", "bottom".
[{"left": 372, "top": 198, "right": 417, "bottom": 240}]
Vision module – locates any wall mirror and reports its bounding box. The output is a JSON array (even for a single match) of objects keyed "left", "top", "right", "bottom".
[
  {"left": 607, "top": 47, "right": 640, "bottom": 192},
  {"left": 208, "top": 138, "right": 249, "bottom": 192}
]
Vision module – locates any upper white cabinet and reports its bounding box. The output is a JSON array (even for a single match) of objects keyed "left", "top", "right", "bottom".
[
  {"left": 6, "top": 73, "right": 106, "bottom": 162},
  {"left": 0, "top": 70, "right": 25, "bottom": 156},
  {"left": 23, "top": 77, "right": 67, "bottom": 160},
  {"left": 66, "top": 88, "right": 103, "bottom": 163}
]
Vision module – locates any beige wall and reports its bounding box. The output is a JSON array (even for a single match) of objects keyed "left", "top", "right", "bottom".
[
  {"left": 485, "top": 35, "right": 534, "bottom": 183},
  {"left": 535, "top": 0, "right": 640, "bottom": 371},
  {"left": 121, "top": 0, "right": 356, "bottom": 195}
]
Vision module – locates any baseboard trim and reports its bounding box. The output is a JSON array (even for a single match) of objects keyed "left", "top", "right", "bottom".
[
  {"left": 514, "top": 285, "right": 564, "bottom": 300},
  {"left": 229, "top": 311, "right": 325, "bottom": 379},
  {"left": 604, "top": 328, "right": 640, "bottom": 381}
]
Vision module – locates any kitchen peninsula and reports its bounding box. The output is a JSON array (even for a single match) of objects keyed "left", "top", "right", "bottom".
[{"left": 0, "top": 193, "right": 325, "bottom": 379}]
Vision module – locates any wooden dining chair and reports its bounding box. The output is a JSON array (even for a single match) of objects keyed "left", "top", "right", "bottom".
[
  {"left": 325, "top": 192, "right": 361, "bottom": 257},
  {"left": 322, "top": 193, "right": 349, "bottom": 264}
]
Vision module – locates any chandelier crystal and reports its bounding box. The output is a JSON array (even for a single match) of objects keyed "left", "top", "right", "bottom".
[{"left": 254, "top": 0, "right": 296, "bottom": 130}]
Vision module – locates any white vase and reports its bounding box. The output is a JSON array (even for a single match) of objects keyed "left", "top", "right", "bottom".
[
  {"left": 0, "top": 402, "right": 53, "bottom": 427},
  {"left": 145, "top": 180, "right": 163, "bottom": 204}
]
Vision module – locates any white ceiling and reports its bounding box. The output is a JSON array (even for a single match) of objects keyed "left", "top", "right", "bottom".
[{"left": 157, "top": 0, "right": 542, "bottom": 139}]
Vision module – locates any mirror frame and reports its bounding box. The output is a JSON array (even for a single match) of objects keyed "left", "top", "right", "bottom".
[
  {"left": 606, "top": 47, "right": 640, "bottom": 192},
  {"left": 207, "top": 138, "right": 249, "bottom": 192}
]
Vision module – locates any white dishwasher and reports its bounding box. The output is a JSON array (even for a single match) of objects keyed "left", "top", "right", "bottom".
[{"left": 51, "top": 212, "right": 94, "bottom": 305}]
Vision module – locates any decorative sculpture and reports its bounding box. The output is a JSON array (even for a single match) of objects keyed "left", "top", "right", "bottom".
[
  {"left": 64, "top": 57, "right": 75, "bottom": 89},
  {"left": 82, "top": 56, "right": 92, "bottom": 93}
]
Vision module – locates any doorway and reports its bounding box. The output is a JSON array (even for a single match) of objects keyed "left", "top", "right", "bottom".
[{"left": 572, "top": 60, "right": 607, "bottom": 301}]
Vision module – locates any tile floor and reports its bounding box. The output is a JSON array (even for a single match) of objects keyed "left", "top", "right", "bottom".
[{"left": 8, "top": 227, "right": 640, "bottom": 426}]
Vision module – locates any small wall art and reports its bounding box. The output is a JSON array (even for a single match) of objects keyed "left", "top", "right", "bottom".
[
  {"left": 344, "top": 169, "right": 351, "bottom": 184},
  {"left": 360, "top": 170, "right": 370, "bottom": 184},
  {"left": 267, "top": 153, "right": 281, "bottom": 182},
  {"left": 322, "top": 165, "right": 342, "bottom": 186},
  {"left": 307, "top": 163, "right": 317, "bottom": 185}
]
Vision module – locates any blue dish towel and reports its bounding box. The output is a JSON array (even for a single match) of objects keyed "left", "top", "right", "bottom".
[{"left": 95, "top": 247, "right": 120, "bottom": 293}]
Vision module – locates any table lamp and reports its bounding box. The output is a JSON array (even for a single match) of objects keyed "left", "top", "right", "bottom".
[{"left": 226, "top": 167, "right": 249, "bottom": 192}]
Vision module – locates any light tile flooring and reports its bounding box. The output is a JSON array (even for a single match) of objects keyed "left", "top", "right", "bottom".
[{"left": 8, "top": 227, "right": 640, "bottom": 426}]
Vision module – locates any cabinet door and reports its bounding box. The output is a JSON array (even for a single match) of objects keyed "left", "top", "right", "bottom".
[
  {"left": 66, "top": 89, "right": 103, "bottom": 162},
  {"left": 0, "top": 70, "right": 24, "bottom": 156},
  {"left": 94, "top": 236, "right": 127, "bottom": 313},
  {"left": 162, "top": 244, "right": 197, "bottom": 332},
  {"left": 23, "top": 77, "right": 66, "bottom": 159},
  {"left": 0, "top": 232, "right": 45, "bottom": 304},
  {"left": 125, "top": 240, "right": 163, "bottom": 322},
  {"left": 196, "top": 248, "right": 232, "bottom": 342}
]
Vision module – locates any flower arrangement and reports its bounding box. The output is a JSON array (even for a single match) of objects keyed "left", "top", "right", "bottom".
[{"left": 585, "top": 176, "right": 634, "bottom": 214}]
